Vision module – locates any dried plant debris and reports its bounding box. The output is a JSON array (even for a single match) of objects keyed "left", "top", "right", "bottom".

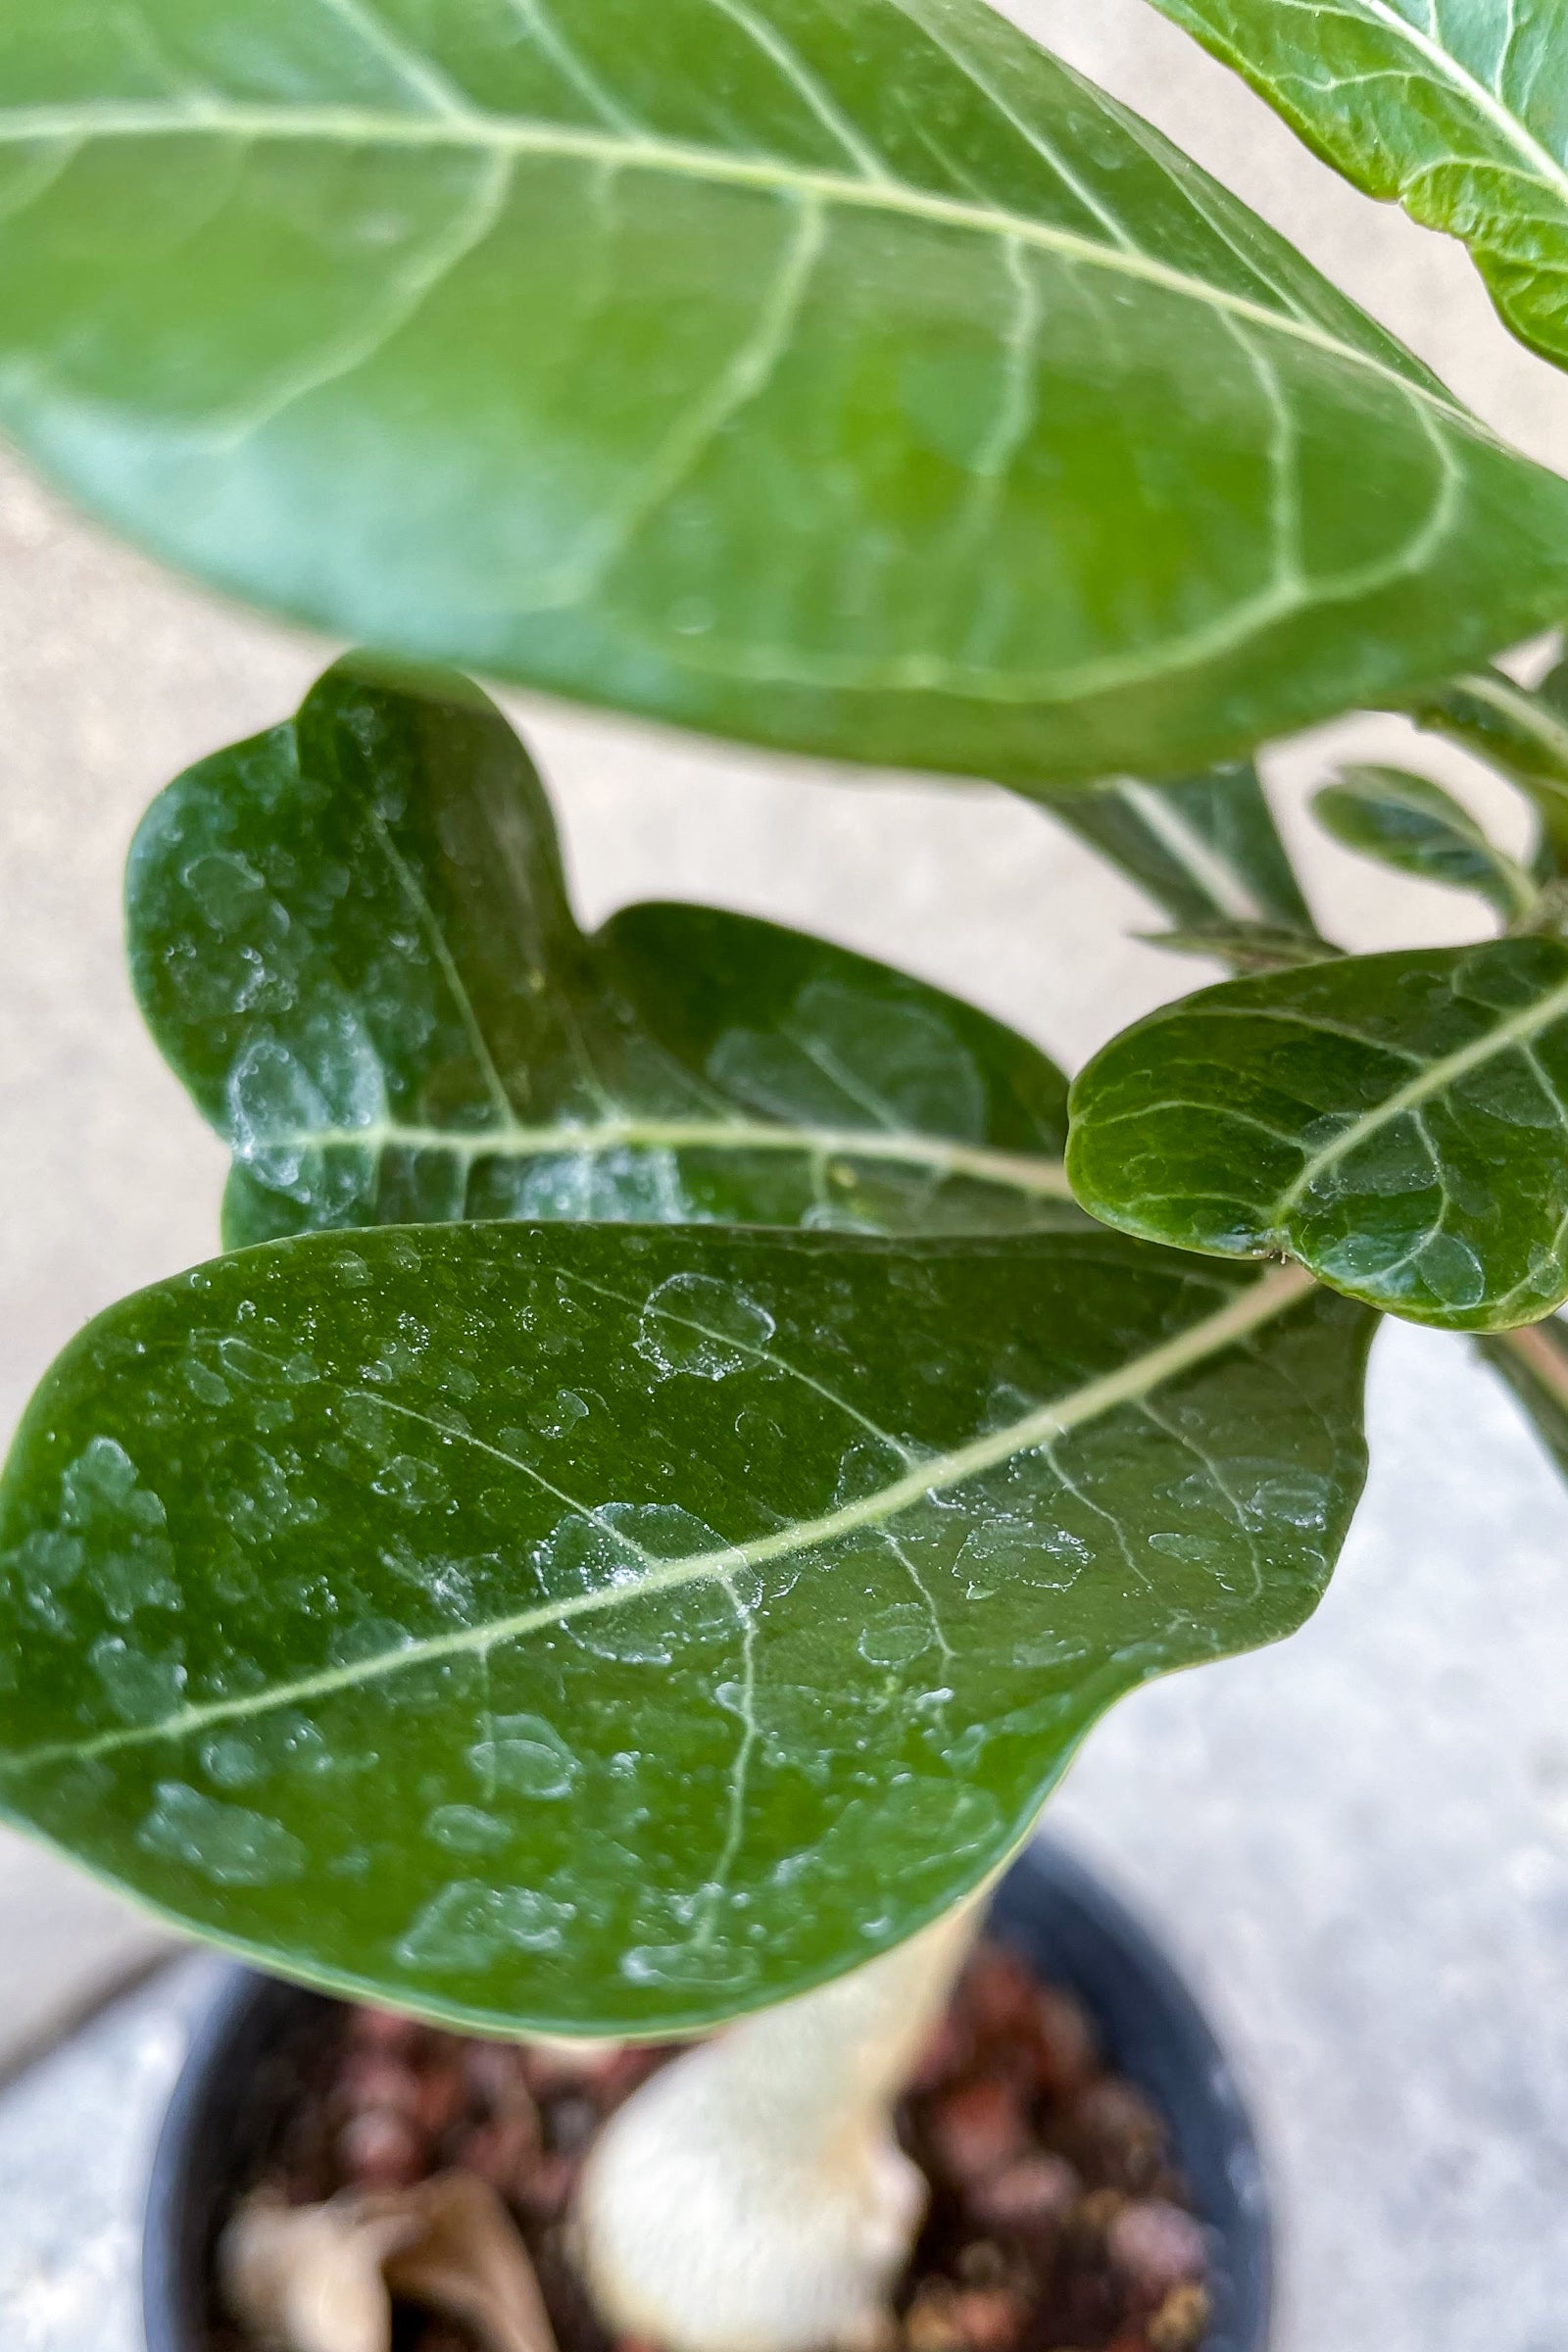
[
  {"left": 220, "top": 2189, "right": 416, "bottom": 2352},
  {"left": 221, "top": 2175, "right": 558, "bottom": 2352},
  {"left": 215, "top": 1944, "right": 1211, "bottom": 2352}
]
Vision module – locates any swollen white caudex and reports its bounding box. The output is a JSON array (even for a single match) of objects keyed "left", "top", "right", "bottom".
[{"left": 576, "top": 1902, "right": 981, "bottom": 2352}]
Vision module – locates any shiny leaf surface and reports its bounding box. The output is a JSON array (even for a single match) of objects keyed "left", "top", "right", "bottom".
[
  {"left": 1068, "top": 939, "right": 1568, "bottom": 1330},
  {"left": 127, "top": 658, "right": 1076, "bottom": 1247},
  {"left": 1148, "top": 0, "right": 1568, "bottom": 371},
  {"left": 0, "top": 1224, "right": 1368, "bottom": 2033},
  {"left": 3, "top": 1, "right": 1568, "bottom": 784},
  {"left": 1314, "top": 763, "right": 1535, "bottom": 918}
]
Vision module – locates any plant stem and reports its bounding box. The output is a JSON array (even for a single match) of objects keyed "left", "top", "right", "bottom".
[{"left": 575, "top": 1898, "right": 985, "bottom": 2352}]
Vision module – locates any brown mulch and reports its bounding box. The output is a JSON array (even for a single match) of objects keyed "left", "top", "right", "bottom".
[{"left": 213, "top": 1940, "right": 1211, "bottom": 2352}]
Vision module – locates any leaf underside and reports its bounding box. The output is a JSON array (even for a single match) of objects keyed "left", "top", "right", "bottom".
[
  {"left": 3, "top": 0, "right": 1568, "bottom": 784},
  {"left": 1068, "top": 939, "right": 1568, "bottom": 1332},
  {"left": 0, "top": 1223, "right": 1368, "bottom": 2034},
  {"left": 1313, "top": 763, "right": 1535, "bottom": 918},
  {"left": 1418, "top": 662, "right": 1568, "bottom": 870},
  {"left": 127, "top": 656, "right": 1078, "bottom": 1247},
  {"left": 1033, "top": 758, "right": 1328, "bottom": 955},
  {"left": 1148, "top": 0, "right": 1568, "bottom": 375}
]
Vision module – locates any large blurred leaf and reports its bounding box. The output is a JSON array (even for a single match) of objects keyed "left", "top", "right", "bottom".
[
  {"left": 0, "top": 1223, "right": 1368, "bottom": 2033},
  {"left": 1314, "top": 763, "right": 1535, "bottom": 919},
  {"left": 1068, "top": 940, "right": 1568, "bottom": 1331},
  {"left": 1035, "top": 759, "right": 1334, "bottom": 972},
  {"left": 128, "top": 658, "right": 1075, "bottom": 1246},
  {"left": 3, "top": 2, "right": 1568, "bottom": 786},
  {"left": 1148, "top": 0, "right": 1568, "bottom": 372}
]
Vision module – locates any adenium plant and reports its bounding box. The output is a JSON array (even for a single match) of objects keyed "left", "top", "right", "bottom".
[{"left": 4, "top": 2, "right": 1568, "bottom": 2346}]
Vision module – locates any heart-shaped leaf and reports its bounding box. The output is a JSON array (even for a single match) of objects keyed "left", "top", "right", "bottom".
[
  {"left": 3, "top": 1, "right": 1568, "bottom": 785},
  {"left": 1314, "top": 764, "right": 1535, "bottom": 919},
  {"left": 128, "top": 658, "right": 1076, "bottom": 1247},
  {"left": 0, "top": 1224, "right": 1368, "bottom": 2033},
  {"left": 1148, "top": 0, "right": 1568, "bottom": 372},
  {"left": 1068, "top": 939, "right": 1568, "bottom": 1330}
]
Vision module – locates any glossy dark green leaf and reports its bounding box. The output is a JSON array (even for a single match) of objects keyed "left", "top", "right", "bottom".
[
  {"left": 1418, "top": 662, "right": 1568, "bottom": 870},
  {"left": 127, "top": 658, "right": 1076, "bottom": 1247},
  {"left": 1480, "top": 1313, "right": 1568, "bottom": 1484},
  {"left": 0, "top": 1222, "right": 1369, "bottom": 2033},
  {"left": 4, "top": 4, "right": 1568, "bottom": 786},
  {"left": 1068, "top": 939, "right": 1568, "bottom": 1331},
  {"left": 1148, "top": 0, "right": 1568, "bottom": 372},
  {"left": 1035, "top": 760, "right": 1321, "bottom": 941},
  {"left": 1314, "top": 763, "right": 1535, "bottom": 919}
]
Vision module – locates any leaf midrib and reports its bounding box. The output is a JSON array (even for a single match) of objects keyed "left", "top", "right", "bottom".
[
  {"left": 249, "top": 1114, "right": 1076, "bottom": 1198},
  {"left": 1351, "top": 0, "right": 1568, "bottom": 216},
  {"left": 0, "top": 1260, "right": 1315, "bottom": 1776},
  {"left": 1276, "top": 963, "right": 1568, "bottom": 1215},
  {"left": 0, "top": 96, "right": 1473, "bottom": 426}
]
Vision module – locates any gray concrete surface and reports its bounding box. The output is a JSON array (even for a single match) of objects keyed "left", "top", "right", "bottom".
[
  {"left": 0, "top": 1958, "right": 217, "bottom": 2352},
  {"left": 2, "top": 0, "right": 1567, "bottom": 2338}
]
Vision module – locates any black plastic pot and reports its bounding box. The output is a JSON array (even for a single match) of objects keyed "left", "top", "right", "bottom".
[{"left": 144, "top": 1838, "right": 1272, "bottom": 2352}]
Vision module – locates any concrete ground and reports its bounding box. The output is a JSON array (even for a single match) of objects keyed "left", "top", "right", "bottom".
[{"left": 2, "top": 2, "right": 1567, "bottom": 2341}]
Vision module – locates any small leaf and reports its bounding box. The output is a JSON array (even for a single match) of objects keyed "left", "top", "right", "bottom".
[
  {"left": 1035, "top": 761, "right": 1317, "bottom": 944},
  {"left": 1418, "top": 663, "right": 1568, "bottom": 871},
  {"left": 1138, "top": 919, "right": 1339, "bottom": 975},
  {"left": 127, "top": 658, "right": 1076, "bottom": 1245},
  {"left": 2, "top": 1, "right": 1568, "bottom": 783},
  {"left": 0, "top": 1222, "right": 1370, "bottom": 2033},
  {"left": 1068, "top": 939, "right": 1568, "bottom": 1331},
  {"left": 1480, "top": 1315, "right": 1568, "bottom": 1488},
  {"left": 1147, "top": 0, "right": 1568, "bottom": 373},
  {"left": 1313, "top": 764, "right": 1535, "bottom": 920}
]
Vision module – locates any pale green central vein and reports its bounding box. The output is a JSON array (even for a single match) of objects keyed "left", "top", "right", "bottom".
[
  {"left": 1115, "top": 780, "right": 1266, "bottom": 923},
  {"left": 0, "top": 97, "right": 1473, "bottom": 427},
  {"left": 2, "top": 1263, "right": 1315, "bottom": 1775},
  {"left": 1278, "top": 968, "right": 1568, "bottom": 1212},
  {"left": 1351, "top": 0, "right": 1568, "bottom": 213},
  {"left": 251, "top": 1117, "right": 1078, "bottom": 1198}
]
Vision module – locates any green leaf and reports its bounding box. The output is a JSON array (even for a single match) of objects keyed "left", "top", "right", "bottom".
[
  {"left": 127, "top": 657, "right": 1076, "bottom": 1246},
  {"left": 1147, "top": 0, "right": 1568, "bottom": 373},
  {"left": 1137, "top": 918, "right": 1341, "bottom": 974},
  {"left": 1036, "top": 760, "right": 1319, "bottom": 934},
  {"left": 1313, "top": 763, "right": 1535, "bottom": 919},
  {"left": 0, "top": 1222, "right": 1370, "bottom": 2033},
  {"left": 1480, "top": 1314, "right": 1568, "bottom": 1486},
  {"left": 1472, "top": 1308, "right": 1568, "bottom": 1512},
  {"left": 3, "top": 2, "right": 1568, "bottom": 786},
  {"left": 1418, "top": 663, "right": 1568, "bottom": 870},
  {"left": 1067, "top": 939, "right": 1568, "bottom": 1332}
]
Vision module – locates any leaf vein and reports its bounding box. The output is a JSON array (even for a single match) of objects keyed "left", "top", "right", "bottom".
[{"left": 0, "top": 1264, "right": 1316, "bottom": 1775}]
